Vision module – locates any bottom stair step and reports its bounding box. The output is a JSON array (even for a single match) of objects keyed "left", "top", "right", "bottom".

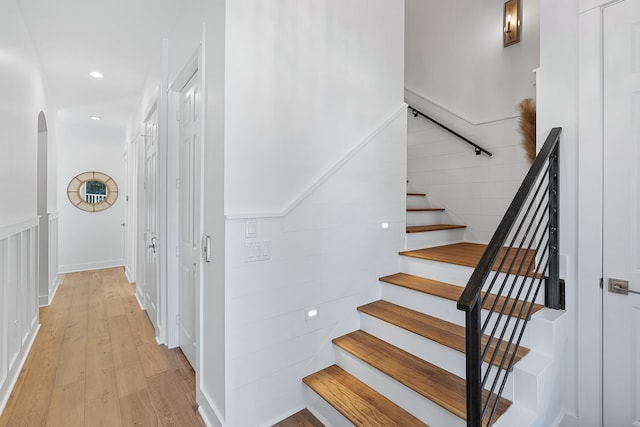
[
  {"left": 303, "top": 365, "right": 428, "bottom": 427},
  {"left": 333, "top": 330, "right": 512, "bottom": 425},
  {"left": 272, "top": 409, "right": 325, "bottom": 427}
]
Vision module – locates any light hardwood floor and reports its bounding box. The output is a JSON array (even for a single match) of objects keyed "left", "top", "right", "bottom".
[{"left": 0, "top": 267, "right": 205, "bottom": 427}]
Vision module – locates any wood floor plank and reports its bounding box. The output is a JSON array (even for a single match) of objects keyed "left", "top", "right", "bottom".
[
  {"left": 137, "top": 342, "right": 172, "bottom": 378},
  {"left": 304, "top": 365, "right": 428, "bottom": 427},
  {"left": 119, "top": 389, "right": 158, "bottom": 427},
  {"left": 112, "top": 348, "right": 148, "bottom": 398},
  {"left": 46, "top": 379, "right": 86, "bottom": 427},
  {"left": 0, "top": 268, "right": 204, "bottom": 426},
  {"left": 379, "top": 273, "right": 544, "bottom": 319},
  {"left": 85, "top": 397, "right": 122, "bottom": 427},
  {"left": 147, "top": 369, "right": 206, "bottom": 426},
  {"left": 55, "top": 335, "right": 87, "bottom": 387}
]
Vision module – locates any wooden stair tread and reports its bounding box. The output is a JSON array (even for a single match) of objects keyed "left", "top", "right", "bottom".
[
  {"left": 272, "top": 409, "right": 324, "bottom": 427},
  {"left": 379, "top": 273, "right": 544, "bottom": 318},
  {"left": 303, "top": 365, "right": 428, "bottom": 427},
  {"left": 358, "top": 300, "right": 530, "bottom": 365},
  {"left": 333, "top": 330, "right": 511, "bottom": 424},
  {"left": 400, "top": 243, "right": 537, "bottom": 276},
  {"left": 406, "top": 224, "right": 466, "bottom": 233},
  {"left": 407, "top": 192, "right": 426, "bottom": 196},
  {"left": 407, "top": 208, "right": 445, "bottom": 212}
]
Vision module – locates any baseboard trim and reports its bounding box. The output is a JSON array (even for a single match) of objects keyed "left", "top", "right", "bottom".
[
  {"left": 39, "top": 276, "right": 60, "bottom": 307},
  {"left": 260, "top": 405, "right": 307, "bottom": 427},
  {"left": 549, "top": 410, "right": 579, "bottom": 427},
  {"left": 59, "top": 259, "right": 124, "bottom": 274},
  {"left": 197, "top": 386, "right": 225, "bottom": 427}
]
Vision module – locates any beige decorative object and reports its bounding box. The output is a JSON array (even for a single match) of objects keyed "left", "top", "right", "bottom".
[
  {"left": 517, "top": 98, "right": 536, "bottom": 164},
  {"left": 67, "top": 171, "right": 118, "bottom": 212}
]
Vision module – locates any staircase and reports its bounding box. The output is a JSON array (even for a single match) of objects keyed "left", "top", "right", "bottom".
[{"left": 302, "top": 192, "right": 563, "bottom": 427}]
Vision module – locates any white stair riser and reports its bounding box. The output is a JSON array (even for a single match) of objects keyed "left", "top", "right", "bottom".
[
  {"left": 378, "top": 283, "right": 534, "bottom": 349},
  {"left": 399, "top": 256, "right": 547, "bottom": 306},
  {"left": 400, "top": 257, "right": 472, "bottom": 285},
  {"left": 380, "top": 282, "right": 465, "bottom": 325},
  {"left": 405, "top": 228, "right": 465, "bottom": 249},
  {"left": 493, "top": 406, "right": 537, "bottom": 427},
  {"left": 358, "top": 313, "right": 517, "bottom": 402},
  {"left": 303, "top": 385, "right": 354, "bottom": 427},
  {"left": 406, "top": 210, "right": 444, "bottom": 226},
  {"left": 406, "top": 195, "right": 428, "bottom": 209},
  {"left": 335, "top": 347, "right": 466, "bottom": 427}
]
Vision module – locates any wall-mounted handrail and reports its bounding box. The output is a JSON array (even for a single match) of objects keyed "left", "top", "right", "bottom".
[
  {"left": 408, "top": 106, "right": 493, "bottom": 157},
  {"left": 457, "top": 127, "right": 563, "bottom": 426}
]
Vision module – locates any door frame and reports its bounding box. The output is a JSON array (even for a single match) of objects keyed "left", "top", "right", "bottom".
[
  {"left": 140, "top": 100, "right": 159, "bottom": 322},
  {"left": 577, "top": 1, "right": 623, "bottom": 425},
  {"left": 166, "top": 46, "right": 204, "bottom": 361}
]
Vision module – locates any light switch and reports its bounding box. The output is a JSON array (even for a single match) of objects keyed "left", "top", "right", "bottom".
[{"left": 246, "top": 220, "right": 257, "bottom": 238}]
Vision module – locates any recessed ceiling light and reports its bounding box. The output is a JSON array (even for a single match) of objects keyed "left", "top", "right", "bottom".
[
  {"left": 89, "top": 71, "right": 103, "bottom": 79},
  {"left": 89, "top": 116, "right": 101, "bottom": 121}
]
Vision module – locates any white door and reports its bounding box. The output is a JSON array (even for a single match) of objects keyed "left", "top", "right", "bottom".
[
  {"left": 144, "top": 107, "right": 159, "bottom": 335},
  {"left": 603, "top": 1, "right": 640, "bottom": 425},
  {"left": 178, "top": 73, "right": 200, "bottom": 367}
]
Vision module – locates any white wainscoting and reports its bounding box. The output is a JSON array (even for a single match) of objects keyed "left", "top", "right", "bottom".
[
  {"left": 0, "top": 218, "right": 41, "bottom": 415},
  {"left": 47, "top": 212, "right": 59, "bottom": 305}
]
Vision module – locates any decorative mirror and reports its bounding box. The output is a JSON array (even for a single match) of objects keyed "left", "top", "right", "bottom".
[{"left": 67, "top": 171, "right": 118, "bottom": 212}]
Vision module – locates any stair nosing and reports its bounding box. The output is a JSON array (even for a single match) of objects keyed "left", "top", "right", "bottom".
[
  {"left": 406, "top": 208, "right": 445, "bottom": 212},
  {"left": 406, "top": 224, "right": 466, "bottom": 233}
]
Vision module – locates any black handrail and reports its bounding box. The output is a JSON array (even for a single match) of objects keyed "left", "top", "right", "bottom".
[
  {"left": 457, "top": 127, "right": 563, "bottom": 427},
  {"left": 408, "top": 106, "right": 493, "bottom": 157}
]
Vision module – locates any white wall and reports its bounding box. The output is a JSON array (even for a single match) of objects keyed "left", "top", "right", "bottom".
[
  {"left": 225, "top": 0, "right": 405, "bottom": 217},
  {"left": 225, "top": 111, "right": 406, "bottom": 426},
  {"left": 57, "top": 123, "right": 125, "bottom": 272},
  {"left": 406, "top": 0, "right": 540, "bottom": 123},
  {"left": 404, "top": 0, "right": 540, "bottom": 243},
  {"left": 223, "top": 1, "right": 406, "bottom": 425},
  {"left": 0, "top": 0, "right": 56, "bottom": 225},
  {"left": 537, "top": 0, "right": 580, "bottom": 425}
]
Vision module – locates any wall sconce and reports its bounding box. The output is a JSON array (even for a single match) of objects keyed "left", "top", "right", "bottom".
[{"left": 503, "top": 0, "right": 521, "bottom": 47}]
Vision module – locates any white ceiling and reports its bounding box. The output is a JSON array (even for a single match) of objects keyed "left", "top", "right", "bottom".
[{"left": 17, "top": 0, "right": 194, "bottom": 130}]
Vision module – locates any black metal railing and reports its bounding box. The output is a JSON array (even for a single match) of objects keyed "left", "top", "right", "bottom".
[
  {"left": 457, "top": 127, "right": 563, "bottom": 426},
  {"left": 408, "top": 106, "right": 493, "bottom": 156}
]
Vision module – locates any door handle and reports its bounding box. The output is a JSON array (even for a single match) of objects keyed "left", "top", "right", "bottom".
[
  {"left": 148, "top": 237, "right": 157, "bottom": 253},
  {"left": 608, "top": 278, "right": 640, "bottom": 295}
]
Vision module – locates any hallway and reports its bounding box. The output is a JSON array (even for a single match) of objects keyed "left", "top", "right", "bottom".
[{"left": 0, "top": 268, "right": 204, "bottom": 426}]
